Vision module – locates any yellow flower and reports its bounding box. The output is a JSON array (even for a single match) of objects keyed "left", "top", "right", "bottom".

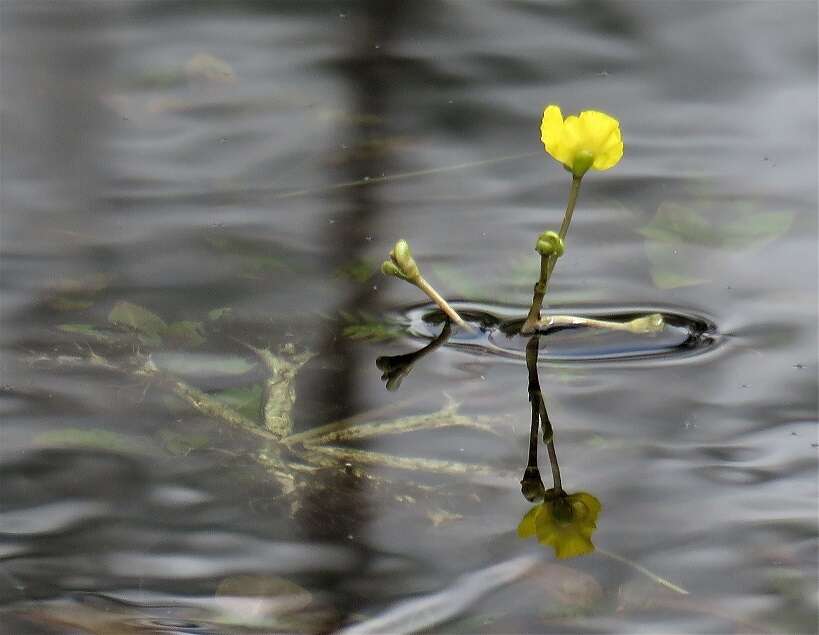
[
  {"left": 540, "top": 105, "right": 623, "bottom": 177},
  {"left": 517, "top": 491, "right": 602, "bottom": 559}
]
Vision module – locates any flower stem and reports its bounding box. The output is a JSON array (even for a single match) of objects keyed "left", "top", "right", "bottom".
[
  {"left": 415, "top": 275, "right": 470, "bottom": 330},
  {"left": 521, "top": 175, "right": 583, "bottom": 334}
]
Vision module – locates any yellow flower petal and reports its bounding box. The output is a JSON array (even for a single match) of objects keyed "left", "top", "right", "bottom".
[
  {"left": 540, "top": 105, "right": 572, "bottom": 167},
  {"left": 540, "top": 105, "right": 623, "bottom": 175}
]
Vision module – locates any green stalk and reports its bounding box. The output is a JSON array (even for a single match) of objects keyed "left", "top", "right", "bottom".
[
  {"left": 415, "top": 275, "right": 468, "bottom": 329},
  {"left": 520, "top": 175, "right": 583, "bottom": 334}
]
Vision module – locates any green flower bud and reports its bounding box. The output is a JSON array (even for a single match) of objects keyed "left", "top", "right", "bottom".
[
  {"left": 381, "top": 260, "right": 405, "bottom": 279},
  {"left": 535, "top": 230, "right": 565, "bottom": 258},
  {"left": 383, "top": 239, "right": 420, "bottom": 283},
  {"left": 391, "top": 239, "right": 411, "bottom": 267}
]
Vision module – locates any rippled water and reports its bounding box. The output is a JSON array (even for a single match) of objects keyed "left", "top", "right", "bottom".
[
  {"left": 2, "top": 2, "right": 817, "bottom": 634},
  {"left": 402, "top": 302, "right": 719, "bottom": 362}
]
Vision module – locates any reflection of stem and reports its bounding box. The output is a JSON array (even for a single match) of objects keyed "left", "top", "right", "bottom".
[
  {"left": 545, "top": 439, "right": 562, "bottom": 493},
  {"left": 525, "top": 336, "right": 562, "bottom": 492},
  {"left": 376, "top": 321, "right": 452, "bottom": 391},
  {"left": 521, "top": 175, "right": 583, "bottom": 334},
  {"left": 526, "top": 400, "right": 539, "bottom": 469},
  {"left": 597, "top": 548, "right": 689, "bottom": 595},
  {"left": 405, "top": 320, "right": 452, "bottom": 362},
  {"left": 415, "top": 275, "right": 469, "bottom": 329},
  {"left": 525, "top": 336, "right": 544, "bottom": 463}
]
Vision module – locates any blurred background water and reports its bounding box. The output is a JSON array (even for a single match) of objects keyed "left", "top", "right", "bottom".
[{"left": 1, "top": 1, "right": 817, "bottom": 633}]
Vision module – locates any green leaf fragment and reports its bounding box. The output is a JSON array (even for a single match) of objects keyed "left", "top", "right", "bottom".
[
  {"left": 637, "top": 200, "right": 794, "bottom": 290},
  {"left": 165, "top": 321, "right": 206, "bottom": 347},
  {"left": 639, "top": 201, "right": 795, "bottom": 250},
  {"left": 34, "top": 428, "right": 147, "bottom": 453},
  {"left": 338, "top": 311, "right": 403, "bottom": 342},
  {"left": 49, "top": 297, "right": 94, "bottom": 311},
  {"left": 57, "top": 324, "right": 118, "bottom": 344},
  {"left": 721, "top": 211, "right": 795, "bottom": 248},
  {"left": 336, "top": 259, "right": 376, "bottom": 283},
  {"left": 643, "top": 240, "right": 711, "bottom": 290},
  {"left": 208, "top": 307, "right": 233, "bottom": 321},
  {"left": 108, "top": 301, "right": 167, "bottom": 337},
  {"left": 212, "top": 384, "right": 264, "bottom": 422},
  {"left": 158, "top": 429, "right": 211, "bottom": 456}
]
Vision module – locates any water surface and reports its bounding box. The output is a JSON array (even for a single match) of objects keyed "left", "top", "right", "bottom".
[{"left": 1, "top": 2, "right": 817, "bottom": 633}]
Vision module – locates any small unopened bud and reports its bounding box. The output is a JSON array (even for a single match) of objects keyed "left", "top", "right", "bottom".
[
  {"left": 381, "top": 260, "right": 404, "bottom": 279},
  {"left": 535, "top": 230, "right": 565, "bottom": 258},
  {"left": 382, "top": 239, "right": 420, "bottom": 283}
]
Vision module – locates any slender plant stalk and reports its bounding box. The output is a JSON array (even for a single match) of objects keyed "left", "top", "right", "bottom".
[
  {"left": 536, "top": 313, "right": 665, "bottom": 334},
  {"left": 415, "top": 275, "right": 469, "bottom": 329},
  {"left": 521, "top": 175, "right": 583, "bottom": 334}
]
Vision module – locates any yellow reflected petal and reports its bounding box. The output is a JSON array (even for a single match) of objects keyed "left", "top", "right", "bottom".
[
  {"left": 517, "top": 491, "right": 602, "bottom": 560},
  {"left": 552, "top": 533, "right": 595, "bottom": 559},
  {"left": 517, "top": 506, "right": 540, "bottom": 538},
  {"left": 571, "top": 492, "right": 602, "bottom": 518}
]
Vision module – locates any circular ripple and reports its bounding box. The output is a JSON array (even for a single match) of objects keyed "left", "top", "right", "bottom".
[{"left": 399, "top": 302, "right": 719, "bottom": 364}]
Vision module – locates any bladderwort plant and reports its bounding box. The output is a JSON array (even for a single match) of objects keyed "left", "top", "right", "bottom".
[{"left": 382, "top": 104, "right": 658, "bottom": 336}]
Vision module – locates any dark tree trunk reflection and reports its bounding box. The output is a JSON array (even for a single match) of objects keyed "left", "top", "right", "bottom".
[{"left": 298, "top": 2, "right": 415, "bottom": 627}]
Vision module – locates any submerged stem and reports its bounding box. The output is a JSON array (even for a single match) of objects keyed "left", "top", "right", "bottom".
[
  {"left": 597, "top": 548, "right": 689, "bottom": 595},
  {"left": 521, "top": 175, "right": 583, "bottom": 334}
]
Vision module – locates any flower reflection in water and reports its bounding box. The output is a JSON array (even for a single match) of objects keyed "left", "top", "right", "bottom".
[
  {"left": 518, "top": 490, "right": 601, "bottom": 560},
  {"left": 519, "top": 335, "right": 601, "bottom": 559}
]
